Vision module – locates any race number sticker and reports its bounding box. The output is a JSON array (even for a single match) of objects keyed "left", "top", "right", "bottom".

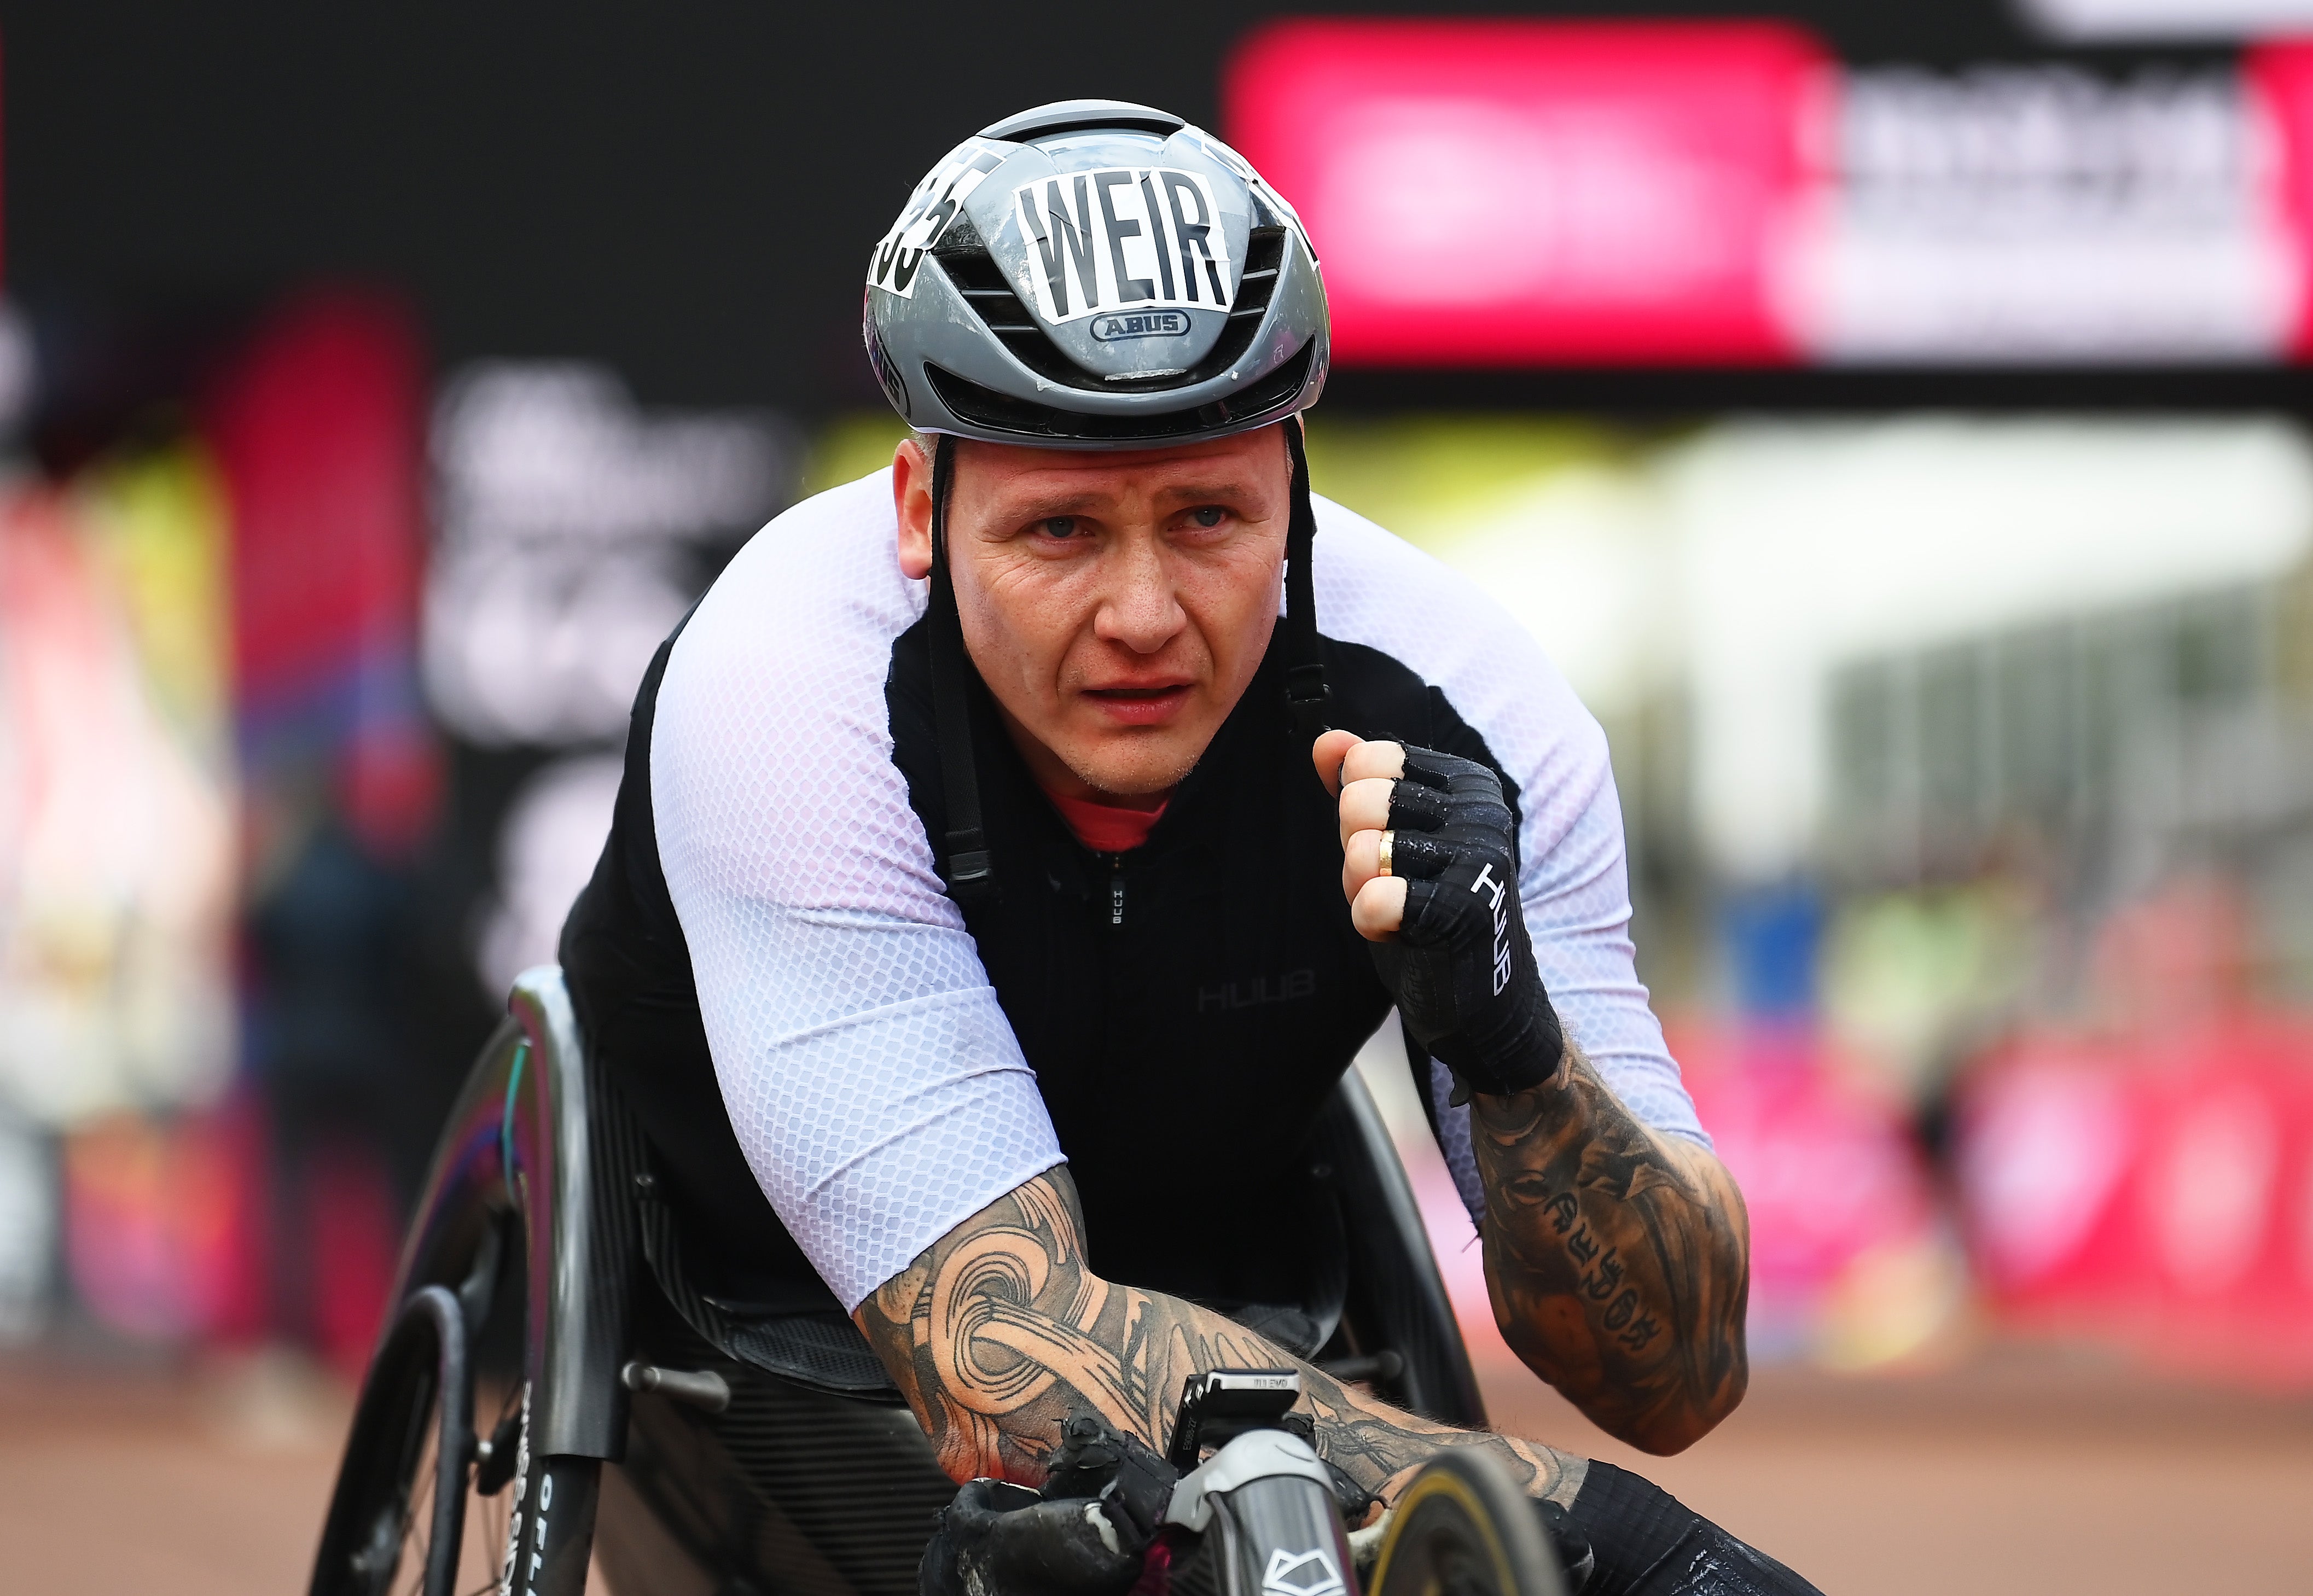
[
  {"left": 1012, "top": 167, "right": 1237, "bottom": 327},
  {"left": 868, "top": 140, "right": 1004, "bottom": 299}
]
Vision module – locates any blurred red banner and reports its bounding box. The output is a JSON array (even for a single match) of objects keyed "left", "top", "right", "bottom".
[
  {"left": 1957, "top": 1018, "right": 2313, "bottom": 1385},
  {"left": 1224, "top": 19, "right": 1824, "bottom": 366}
]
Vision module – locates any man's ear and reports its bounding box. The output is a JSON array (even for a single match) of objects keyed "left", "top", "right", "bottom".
[{"left": 893, "top": 435, "right": 935, "bottom": 580}]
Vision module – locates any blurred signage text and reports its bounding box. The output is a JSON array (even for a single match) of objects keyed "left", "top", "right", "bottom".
[
  {"left": 423, "top": 364, "right": 792, "bottom": 747},
  {"left": 1227, "top": 21, "right": 2313, "bottom": 368}
]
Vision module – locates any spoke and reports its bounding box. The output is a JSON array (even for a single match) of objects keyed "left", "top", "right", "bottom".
[
  {"left": 472, "top": 1491, "right": 508, "bottom": 1596},
  {"left": 402, "top": 1423, "right": 439, "bottom": 1596},
  {"left": 449, "top": 1383, "right": 517, "bottom": 1596}
]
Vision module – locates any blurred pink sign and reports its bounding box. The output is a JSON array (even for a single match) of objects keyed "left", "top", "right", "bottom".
[
  {"left": 2248, "top": 42, "right": 2313, "bottom": 358},
  {"left": 1956, "top": 1020, "right": 2313, "bottom": 1386},
  {"left": 1672, "top": 1024, "right": 1939, "bottom": 1351},
  {"left": 1224, "top": 19, "right": 1823, "bottom": 365}
]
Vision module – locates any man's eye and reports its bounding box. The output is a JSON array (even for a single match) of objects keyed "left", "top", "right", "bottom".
[
  {"left": 1037, "top": 517, "right": 1079, "bottom": 539},
  {"left": 1188, "top": 506, "right": 1227, "bottom": 529}
]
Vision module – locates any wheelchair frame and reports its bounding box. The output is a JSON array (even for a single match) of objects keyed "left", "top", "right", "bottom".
[{"left": 309, "top": 966, "right": 1486, "bottom": 1596}]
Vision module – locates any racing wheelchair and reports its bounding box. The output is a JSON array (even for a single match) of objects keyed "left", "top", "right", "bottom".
[{"left": 307, "top": 966, "right": 1507, "bottom": 1596}]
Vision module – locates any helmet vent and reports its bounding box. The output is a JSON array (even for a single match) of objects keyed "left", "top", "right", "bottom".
[
  {"left": 1228, "top": 225, "right": 1287, "bottom": 323},
  {"left": 979, "top": 100, "right": 1187, "bottom": 143},
  {"left": 936, "top": 243, "right": 1041, "bottom": 336},
  {"left": 936, "top": 226, "right": 1291, "bottom": 395}
]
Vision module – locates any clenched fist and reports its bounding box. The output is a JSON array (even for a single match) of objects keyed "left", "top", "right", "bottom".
[{"left": 1316, "top": 731, "right": 1565, "bottom": 1100}]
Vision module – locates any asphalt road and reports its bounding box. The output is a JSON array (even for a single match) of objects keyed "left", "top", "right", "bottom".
[{"left": 4, "top": 1339, "right": 2306, "bottom": 1596}]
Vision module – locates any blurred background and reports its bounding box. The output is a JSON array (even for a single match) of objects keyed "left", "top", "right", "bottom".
[{"left": 1, "top": 2, "right": 2311, "bottom": 1592}]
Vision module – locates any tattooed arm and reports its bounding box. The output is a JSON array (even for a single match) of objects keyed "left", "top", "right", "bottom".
[
  {"left": 1319, "top": 730, "right": 1751, "bottom": 1456},
  {"left": 1472, "top": 1048, "right": 1749, "bottom": 1454},
  {"left": 852, "top": 1163, "right": 1585, "bottom": 1508}
]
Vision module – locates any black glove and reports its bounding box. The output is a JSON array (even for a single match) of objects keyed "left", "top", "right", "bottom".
[
  {"left": 1534, "top": 1498, "right": 1596, "bottom": 1593},
  {"left": 920, "top": 1416, "right": 1178, "bottom": 1596},
  {"left": 1040, "top": 1412, "right": 1179, "bottom": 1546},
  {"left": 1365, "top": 745, "right": 1564, "bottom": 1100}
]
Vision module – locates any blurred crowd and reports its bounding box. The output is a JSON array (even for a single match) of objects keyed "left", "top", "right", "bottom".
[
  {"left": 0, "top": 292, "right": 433, "bottom": 1368},
  {"left": 0, "top": 289, "right": 791, "bottom": 1376}
]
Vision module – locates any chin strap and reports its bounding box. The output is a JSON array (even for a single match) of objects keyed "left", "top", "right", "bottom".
[
  {"left": 1282, "top": 420, "right": 1332, "bottom": 746},
  {"left": 928, "top": 434, "right": 997, "bottom": 904}
]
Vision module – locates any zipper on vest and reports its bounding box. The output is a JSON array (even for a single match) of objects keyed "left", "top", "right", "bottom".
[{"left": 1105, "top": 855, "right": 1125, "bottom": 927}]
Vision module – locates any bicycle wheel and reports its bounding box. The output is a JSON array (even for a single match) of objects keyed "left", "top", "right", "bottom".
[{"left": 1368, "top": 1449, "right": 1566, "bottom": 1596}]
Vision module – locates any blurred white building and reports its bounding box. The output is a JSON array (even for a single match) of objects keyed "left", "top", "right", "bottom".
[{"left": 1350, "top": 414, "right": 2313, "bottom": 893}]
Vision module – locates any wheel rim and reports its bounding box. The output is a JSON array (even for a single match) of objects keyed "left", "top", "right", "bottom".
[
  {"left": 315, "top": 1284, "right": 503, "bottom": 1596},
  {"left": 1369, "top": 1450, "right": 1565, "bottom": 1596},
  {"left": 346, "top": 1377, "right": 524, "bottom": 1596}
]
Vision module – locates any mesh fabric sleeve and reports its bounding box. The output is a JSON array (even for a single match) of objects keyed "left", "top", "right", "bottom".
[
  {"left": 648, "top": 471, "right": 1062, "bottom": 1312},
  {"left": 1311, "top": 496, "right": 1708, "bottom": 1222}
]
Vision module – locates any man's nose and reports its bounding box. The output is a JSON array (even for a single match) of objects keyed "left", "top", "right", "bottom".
[{"left": 1094, "top": 535, "right": 1185, "bottom": 654}]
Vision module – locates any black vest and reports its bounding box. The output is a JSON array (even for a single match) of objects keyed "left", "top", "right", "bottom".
[{"left": 560, "top": 616, "right": 1516, "bottom": 1313}]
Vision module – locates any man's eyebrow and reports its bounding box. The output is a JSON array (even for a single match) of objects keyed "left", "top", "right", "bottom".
[
  {"left": 1148, "top": 477, "right": 1262, "bottom": 506},
  {"left": 990, "top": 477, "right": 1265, "bottom": 523},
  {"left": 992, "top": 488, "right": 1108, "bottom": 522}
]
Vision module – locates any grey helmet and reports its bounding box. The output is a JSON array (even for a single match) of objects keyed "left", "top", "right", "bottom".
[
  {"left": 871, "top": 102, "right": 1334, "bottom": 910},
  {"left": 863, "top": 99, "right": 1327, "bottom": 449}
]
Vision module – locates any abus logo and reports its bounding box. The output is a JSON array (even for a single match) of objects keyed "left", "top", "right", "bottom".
[{"left": 1091, "top": 310, "right": 1192, "bottom": 341}]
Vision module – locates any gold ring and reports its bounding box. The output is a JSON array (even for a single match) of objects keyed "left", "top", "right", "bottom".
[{"left": 1377, "top": 830, "right": 1394, "bottom": 877}]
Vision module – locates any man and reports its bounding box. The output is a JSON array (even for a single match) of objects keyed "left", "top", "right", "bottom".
[{"left": 563, "top": 100, "right": 1814, "bottom": 1595}]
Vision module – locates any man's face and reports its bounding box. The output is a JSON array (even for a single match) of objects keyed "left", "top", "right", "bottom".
[{"left": 894, "top": 425, "right": 1292, "bottom": 801}]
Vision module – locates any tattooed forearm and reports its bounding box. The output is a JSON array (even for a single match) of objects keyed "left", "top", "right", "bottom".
[
  {"left": 1474, "top": 1045, "right": 1750, "bottom": 1454},
  {"left": 852, "top": 1166, "right": 1583, "bottom": 1510}
]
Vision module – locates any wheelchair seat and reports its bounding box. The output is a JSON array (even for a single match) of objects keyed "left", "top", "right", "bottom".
[{"left": 633, "top": 1162, "right": 905, "bottom": 1402}]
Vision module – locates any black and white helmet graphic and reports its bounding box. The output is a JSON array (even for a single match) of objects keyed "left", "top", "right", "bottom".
[{"left": 864, "top": 100, "right": 1327, "bottom": 450}]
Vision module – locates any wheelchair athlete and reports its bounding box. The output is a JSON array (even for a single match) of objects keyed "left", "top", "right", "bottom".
[{"left": 561, "top": 99, "right": 1818, "bottom": 1596}]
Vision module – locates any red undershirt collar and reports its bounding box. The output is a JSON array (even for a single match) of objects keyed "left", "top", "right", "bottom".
[{"left": 1038, "top": 783, "right": 1169, "bottom": 854}]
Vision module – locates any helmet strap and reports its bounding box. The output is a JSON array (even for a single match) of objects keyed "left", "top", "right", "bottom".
[
  {"left": 1282, "top": 420, "right": 1333, "bottom": 745},
  {"left": 927, "top": 434, "right": 997, "bottom": 902}
]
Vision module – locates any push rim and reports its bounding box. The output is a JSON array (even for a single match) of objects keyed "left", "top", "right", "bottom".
[{"left": 1368, "top": 1449, "right": 1565, "bottom": 1596}]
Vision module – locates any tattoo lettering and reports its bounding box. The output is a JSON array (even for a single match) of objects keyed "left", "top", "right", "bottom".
[
  {"left": 1472, "top": 1046, "right": 1750, "bottom": 1454},
  {"left": 1582, "top": 1249, "right": 1624, "bottom": 1302},
  {"left": 853, "top": 1167, "right": 1579, "bottom": 1508}
]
